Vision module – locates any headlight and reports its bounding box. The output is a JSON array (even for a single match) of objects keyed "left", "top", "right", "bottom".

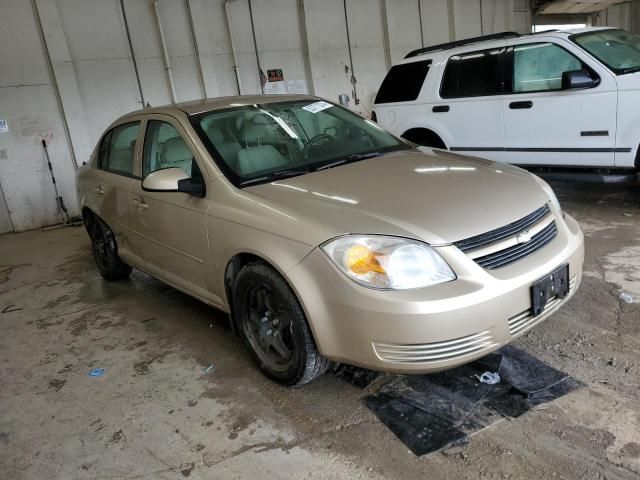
[
  {"left": 321, "top": 235, "right": 456, "bottom": 290},
  {"left": 533, "top": 175, "right": 561, "bottom": 212}
]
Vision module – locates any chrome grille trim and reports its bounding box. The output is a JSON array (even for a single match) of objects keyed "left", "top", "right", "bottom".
[
  {"left": 508, "top": 276, "right": 577, "bottom": 337},
  {"left": 474, "top": 221, "right": 558, "bottom": 269},
  {"left": 373, "top": 331, "right": 498, "bottom": 364},
  {"left": 453, "top": 204, "right": 558, "bottom": 270},
  {"left": 454, "top": 204, "right": 550, "bottom": 252}
]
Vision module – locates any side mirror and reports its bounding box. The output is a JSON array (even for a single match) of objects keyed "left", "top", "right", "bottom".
[
  {"left": 142, "top": 167, "right": 205, "bottom": 197},
  {"left": 562, "top": 69, "right": 596, "bottom": 90}
]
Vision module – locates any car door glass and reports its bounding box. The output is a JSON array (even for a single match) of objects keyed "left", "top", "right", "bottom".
[
  {"left": 143, "top": 121, "right": 197, "bottom": 178},
  {"left": 100, "top": 122, "right": 140, "bottom": 175},
  {"left": 441, "top": 48, "right": 504, "bottom": 98},
  {"left": 513, "top": 43, "right": 583, "bottom": 92}
]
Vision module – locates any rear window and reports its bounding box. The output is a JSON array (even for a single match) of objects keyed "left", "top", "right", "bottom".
[
  {"left": 374, "top": 60, "right": 431, "bottom": 104},
  {"left": 440, "top": 48, "right": 505, "bottom": 98}
]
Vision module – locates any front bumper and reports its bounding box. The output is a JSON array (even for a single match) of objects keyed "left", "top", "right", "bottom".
[{"left": 287, "top": 212, "right": 584, "bottom": 374}]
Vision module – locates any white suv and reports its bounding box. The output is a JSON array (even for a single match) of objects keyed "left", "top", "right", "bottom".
[{"left": 373, "top": 28, "right": 640, "bottom": 175}]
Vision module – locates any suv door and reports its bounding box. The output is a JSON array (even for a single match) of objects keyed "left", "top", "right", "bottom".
[
  {"left": 503, "top": 40, "right": 617, "bottom": 167},
  {"left": 91, "top": 121, "right": 142, "bottom": 262},
  {"left": 129, "top": 115, "right": 218, "bottom": 303},
  {"left": 437, "top": 46, "right": 508, "bottom": 163}
]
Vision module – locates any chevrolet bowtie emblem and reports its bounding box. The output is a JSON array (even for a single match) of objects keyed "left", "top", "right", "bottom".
[{"left": 516, "top": 229, "right": 533, "bottom": 244}]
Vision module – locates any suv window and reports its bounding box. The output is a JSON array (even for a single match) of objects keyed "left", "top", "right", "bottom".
[
  {"left": 143, "top": 120, "right": 200, "bottom": 179},
  {"left": 441, "top": 48, "right": 504, "bottom": 98},
  {"left": 99, "top": 122, "right": 140, "bottom": 176},
  {"left": 513, "top": 42, "right": 584, "bottom": 92},
  {"left": 375, "top": 60, "right": 431, "bottom": 104}
]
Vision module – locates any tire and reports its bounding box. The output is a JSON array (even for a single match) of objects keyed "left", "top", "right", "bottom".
[
  {"left": 90, "top": 217, "right": 132, "bottom": 281},
  {"left": 233, "top": 262, "right": 329, "bottom": 386}
]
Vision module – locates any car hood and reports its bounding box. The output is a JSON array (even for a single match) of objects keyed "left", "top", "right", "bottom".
[{"left": 244, "top": 149, "right": 550, "bottom": 246}]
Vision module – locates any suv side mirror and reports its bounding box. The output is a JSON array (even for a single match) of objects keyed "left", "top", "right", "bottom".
[
  {"left": 142, "top": 167, "right": 205, "bottom": 197},
  {"left": 562, "top": 70, "right": 596, "bottom": 90}
]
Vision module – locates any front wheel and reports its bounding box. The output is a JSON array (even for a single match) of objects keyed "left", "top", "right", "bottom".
[{"left": 233, "top": 262, "right": 329, "bottom": 386}]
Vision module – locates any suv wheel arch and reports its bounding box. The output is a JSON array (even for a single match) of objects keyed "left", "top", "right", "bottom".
[{"left": 402, "top": 128, "right": 447, "bottom": 150}]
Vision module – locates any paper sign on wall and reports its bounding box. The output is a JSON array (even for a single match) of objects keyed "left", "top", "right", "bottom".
[
  {"left": 0, "top": 120, "right": 8, "bottom": 134},
  {"left": 265, "top": 68, "right": 287, "bottom": 95},
  {"left": 286, "top": 80, "right": 307, "bottom": 95}
]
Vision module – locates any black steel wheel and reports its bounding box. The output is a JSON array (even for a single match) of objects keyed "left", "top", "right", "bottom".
[
  {"left": 233, "top": 262, "right": 329, "bottom": 386},
  {"left": 90, "top": 217, "right": 132, "bottom": 281}
]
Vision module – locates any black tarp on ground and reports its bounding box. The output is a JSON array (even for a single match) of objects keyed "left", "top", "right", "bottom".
[{"left": 336, "top": 346, "right": 583, "bottom": 456}]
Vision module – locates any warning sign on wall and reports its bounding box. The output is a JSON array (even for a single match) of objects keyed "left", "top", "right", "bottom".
[{"left": 267, "top": 69, "right": 284, "bottom": 82}]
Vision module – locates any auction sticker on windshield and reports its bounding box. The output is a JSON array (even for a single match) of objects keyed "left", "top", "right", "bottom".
[{"left": 302, "top": 101, "right": 332, "bottom": 114}]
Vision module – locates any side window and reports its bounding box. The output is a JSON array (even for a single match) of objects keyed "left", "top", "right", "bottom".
[
  {"left": 441, "top": 48, "right": 504, "bottom": 98},
  {"left": 99, "top": 122, "right": 140, "bottom": 176},
  {"left": 143, "top": 121, "right": 198, "bottom": 179},
  {"left": 513, "top": 42, "right": 584, "bottom": 93},
  {"left": 374, "top": 60, "right": 432, "bottom": 104}
]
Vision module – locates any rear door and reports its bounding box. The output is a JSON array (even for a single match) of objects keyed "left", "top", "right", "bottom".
[
  {"left": 91, "top": 121, "right": 142, "bottom": 261},
  {"left": 435, "top": 46, "right": 508, "bottom": 163},
  {"left": 128, "top": 115, "right": 217, "bottom": 303},
  {"left": 502, "top": 40, "right": 617, "bottom": 167}
]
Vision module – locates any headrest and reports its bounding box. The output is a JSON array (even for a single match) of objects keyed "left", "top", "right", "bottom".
[
  {"left": 162, "top": 137, "right": 191, "bottom": 162},
  {"left": 241, "top": 114, "right": 273, "bottom": 144},
  {"left": 207, "top": 125, "right": 224, "bottom": 144}
]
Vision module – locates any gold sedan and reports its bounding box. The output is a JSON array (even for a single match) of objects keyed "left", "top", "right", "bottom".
[{"left": 76, "top": 95, "right": 584, "bottom": 386}]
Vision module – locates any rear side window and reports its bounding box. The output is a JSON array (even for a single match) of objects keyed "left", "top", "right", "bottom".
[
  {"left": 441, "top": 48, "right": 504, "bottom": 98},
  {"left": 99, "top": 122, "right": 140, "bottom": 176},
  {"left": 512, "top": 42, "right": 585, "bottom": 92},
  {"left": 375, "top": 60, "right": 431, "bottom": 104}
]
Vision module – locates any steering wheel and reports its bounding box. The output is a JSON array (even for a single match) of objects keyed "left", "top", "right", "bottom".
[{"left": 303, "top": 134, "right": 334, "bottom": 156}]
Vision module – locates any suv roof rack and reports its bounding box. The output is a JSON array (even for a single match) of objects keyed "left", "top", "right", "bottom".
[{"left": 404, "top": 31, "right": 520, "bottom": 59}]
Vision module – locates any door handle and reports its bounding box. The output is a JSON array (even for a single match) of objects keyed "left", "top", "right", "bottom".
[
  {"left": 432, "top": 105, "right": 450, "bottom": 113},
  {"left": 133, "top": 198, "right": 148, "bottom": 211},
  {"left": 95, "top": 185, "right": 104, "bottom": 196},
  {"left": 509, "top": 101, "right": 533, "bottom": 109}
]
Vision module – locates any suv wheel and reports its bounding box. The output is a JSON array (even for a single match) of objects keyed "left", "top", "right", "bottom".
[
  {"left": 233, "top": 262, "right": 329, "bottom": 386},
  {"left": 90, "top": 217, "right": 132, "bottom": 281}
]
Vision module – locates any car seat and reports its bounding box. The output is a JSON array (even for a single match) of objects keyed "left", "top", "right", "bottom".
[{"left": 236, "top": 114, "right": 287, "bottom": 176}]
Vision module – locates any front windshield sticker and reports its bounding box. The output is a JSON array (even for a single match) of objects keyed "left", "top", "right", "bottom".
[{"left": 302, "top": 101, "right": 333, "bottom": 113}]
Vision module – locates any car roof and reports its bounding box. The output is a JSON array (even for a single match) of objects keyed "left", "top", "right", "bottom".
[
  {"left": 403, "top": 27, "right": 617, "bottom": 61},
  {"left": 118, "top": 94, "right": 319, "bottom": 120}
]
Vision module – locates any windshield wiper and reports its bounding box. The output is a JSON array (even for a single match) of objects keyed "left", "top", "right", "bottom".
[
  {"left": 621, "top": 66, "right": 640, "bottom": 74},
  {"left": 238, "top": 168, "right": 312, "bottom": 187},
  {"left": 315, "top": 151, "right": 385, "bottom": 171}
]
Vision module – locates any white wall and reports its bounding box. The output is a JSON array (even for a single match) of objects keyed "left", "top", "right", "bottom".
[{"left": 0, "top": 0, "right": 527, "bottom": 232}]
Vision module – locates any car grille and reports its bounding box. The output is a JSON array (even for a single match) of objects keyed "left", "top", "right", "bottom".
[
  {"left": 373, "top": 331, "right": 498, "bottom": 364},
  {"left": 454, "top": 204, "right": 557, "bottom": 270},
  {"left": 508, "top": 275, "right": 577, "bottom": 337}
]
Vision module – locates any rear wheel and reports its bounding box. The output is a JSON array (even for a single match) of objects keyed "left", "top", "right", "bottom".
[
  {"left": 233, "top": 262, "right": 329, "bottom": 386},
  {"left": 90, "top": 217, "right": 132, "bottom": 281}
]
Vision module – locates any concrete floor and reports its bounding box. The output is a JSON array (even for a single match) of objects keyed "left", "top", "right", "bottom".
[{"left": 1, "top": 180, "right": 639, "bottom": 480}]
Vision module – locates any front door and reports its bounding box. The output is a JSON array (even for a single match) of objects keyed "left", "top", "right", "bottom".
[
  {"left": 129, "top": 115, "right": 217, "bottom": 304},
  {"left": 503, "top": 41, "right": 617, "bottom": 167}
]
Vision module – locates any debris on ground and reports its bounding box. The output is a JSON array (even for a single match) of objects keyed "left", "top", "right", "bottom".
[
  {"left": 203, "top": 364, "right": 214, "bottom": 374},
  {"left": 475, "top": 371, "right": 501, "bottom": 385},
  {"left": 88, "top": 368, "right": 105, "bottom": 377},
  {"left": 619, "top": 292, "right": 633, "bottom": 304}
]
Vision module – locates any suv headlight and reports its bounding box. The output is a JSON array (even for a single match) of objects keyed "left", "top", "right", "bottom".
[{"left": 321, "top": 235, "right": 456, "bottom": 290}]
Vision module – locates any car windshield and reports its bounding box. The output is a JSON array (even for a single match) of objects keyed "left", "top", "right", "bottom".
[
  {"left": 573, "top": 29, "right": 640, "bottom": 74},
  {"left": 191, "top": 100, "right": 409, "bottom": 187}
]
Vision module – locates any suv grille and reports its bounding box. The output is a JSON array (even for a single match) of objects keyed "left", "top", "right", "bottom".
[{"left": 454, "top": 204, "right": 557, "bottom": 270}]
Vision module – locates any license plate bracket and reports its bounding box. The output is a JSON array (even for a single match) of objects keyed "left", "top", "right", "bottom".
[{"left": 531, "top": 264, "right": 569, "bottom": 317}]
